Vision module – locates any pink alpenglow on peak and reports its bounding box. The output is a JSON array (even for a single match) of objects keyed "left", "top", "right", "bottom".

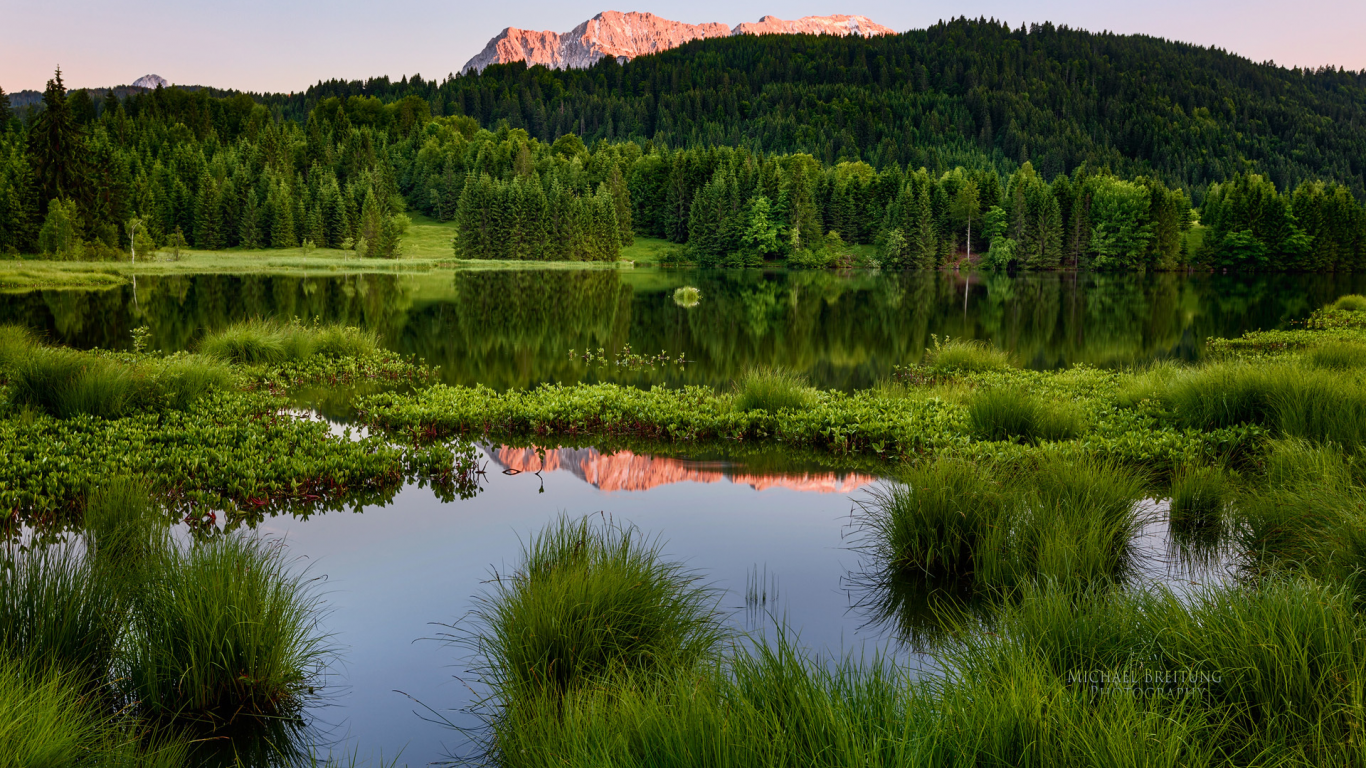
[
  {"left": 731, "top": 14, "right": 895, "bottom": 38},
  {"left": 461, "top": 11, "right": 896, "bottom": 74},
  {"left": 461, "top": 11, "right": 729, "bottom": 74}
]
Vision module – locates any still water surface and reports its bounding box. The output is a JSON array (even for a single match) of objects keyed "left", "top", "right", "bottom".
[
  {"left": 0, "top": 268, "right": 1289, "bottom": 764},
  {"left": 6, "top": 267, "right": 1364, "bottom": 389}
]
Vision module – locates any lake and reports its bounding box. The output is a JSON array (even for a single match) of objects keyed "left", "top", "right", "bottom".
[
  {"left": 0, "top": 266, "right": 1331, "bottom": 764},
  {"left": 5, "top": 267, "right": 1362, "bottom": 389}
]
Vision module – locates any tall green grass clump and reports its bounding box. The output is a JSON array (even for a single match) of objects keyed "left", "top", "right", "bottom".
[
  {"left": 733, "top": 367, "right": 817, "bottom": 413},
  {"left": 472, "top": 517, "right": 724, "bottom": 702},
  {"left": 1168, "top": 361, "right": 1366, "bottom": 448},
  {"left": 0, "top": 543, "right": 121, "bottom": 686},
  {"left": 6, "top": 347, "right": 230, "bottom": 419},
  {"left": 84, "top": 476, "right": 166, "bottom": 576},
  {"left": 0, "top": 324, "right": 36, "bottom": 376},
  {"left": 1331, "top": 294, "right": 1366, "bottom": 312},
  {"left": 200, "top": 319, "right": 378, "bottom": 364},
  {"left": 856, "top": 457, "right": 1142, "bottom": 596},
  {"left": 967, "top": 387, "right": 1086, "bottom": 443},
  {"left": 1010, "top": 455, "right": 1146, "bottom": 586},
  {"left": 924, "top": 337, "right": 1012, "bottom": 374},
  {"left": 858, "top": 459, "right": 1004, "bottom": 582},
  {"left": 124, "top": 534, "right": 329, "bottom": 723},
  {"left": 1307, "top": 341, "right": 1366, "bottom": 369},
  {"left": 1168, "top": 465, "right": 1232, "bottom": 534}
]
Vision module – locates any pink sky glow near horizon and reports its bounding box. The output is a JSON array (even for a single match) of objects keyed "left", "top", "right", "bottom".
[{"left": 3, "top": 0, "right": 1361, "bottom": 94}]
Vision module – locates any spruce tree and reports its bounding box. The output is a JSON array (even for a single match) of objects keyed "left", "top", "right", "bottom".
[
  {"left": 0, "top": 87, "right": 11, "bottom": 126},
  {"left": 28, "top": 68, "right": 90, "bottom": 218}
]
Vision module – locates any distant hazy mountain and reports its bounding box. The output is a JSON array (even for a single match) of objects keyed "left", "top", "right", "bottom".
[
  {"left": 131, "top": 74, "right": 169, "bottom": 89},
  {"left": 461, "top": 11, "right": 894, "bottom": 73}
]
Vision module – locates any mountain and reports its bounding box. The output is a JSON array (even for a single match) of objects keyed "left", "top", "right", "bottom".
[
  {"left": 131, "top": 74, "right": 168, "bottom": 89},
  {"left": 460, "top": 11, "right": 893, "bottom": 73}
]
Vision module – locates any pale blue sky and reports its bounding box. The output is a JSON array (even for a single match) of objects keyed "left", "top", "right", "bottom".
[{"left": 4, "top": 0, "right": 1361, "bottom": 94}]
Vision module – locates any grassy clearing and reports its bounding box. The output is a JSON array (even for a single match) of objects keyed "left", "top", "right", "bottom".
[
  {"left": 0, "top": 266, "right": 126, "bottom": 292},
  {"left": 620, "top": 236, "right": 678, "bottom": 265}
]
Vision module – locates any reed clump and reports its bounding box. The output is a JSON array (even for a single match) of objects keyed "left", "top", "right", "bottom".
[
  {"left": 1169, "top": 465, "right": 1233, "bottom": 534},
  {"left": 472, "top": 517, "right": 724, "bottom": 703},
  {"left": 124, "top": 534, "right": 329, "bottom": 723},
  {"left": 856, "top": 456, "right": 1143, "bottom": 596},
  {"left": 1167, "top": 361, "right": 1366, "bottom": 449},
  {"left": 967, "top": 387, "right": 1086, "bottom": 442},
  {"left": 733, "top": 367, "right": 817, "bottom": 413},
  {"left": 1307, "top": 340, "right": 1366, "bottom": 369},
  {"left": 6, "top": 347, "right": 231, "bottom": 419},
  {"left": 200, "top": 319, "right": 379, "bottom": 364},
  {"left": 0, "top": 324, "right": 36, "bottom": 376},
  {"left": 923, "top": 337, "right": 1012, "bottom": 374},
  {"left": 1330, "top": 294, "right": 1366, "bottom": 312}
]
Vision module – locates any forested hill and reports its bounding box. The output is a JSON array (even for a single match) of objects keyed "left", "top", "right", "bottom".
[{"left": 264, "top": 18, "right": 1366, "bottom": 200}]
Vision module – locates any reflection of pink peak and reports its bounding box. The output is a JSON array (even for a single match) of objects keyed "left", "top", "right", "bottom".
[{"left": 493, "top": 446, "right": 874, "bottom": 493}]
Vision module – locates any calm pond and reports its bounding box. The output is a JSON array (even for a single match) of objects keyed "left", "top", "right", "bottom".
[
  {"left": 1, "top": 267, "right": 1333, "bottom": 764},
  {"left": 6, "top": 267, "right": 1365, "bottom": 389}
]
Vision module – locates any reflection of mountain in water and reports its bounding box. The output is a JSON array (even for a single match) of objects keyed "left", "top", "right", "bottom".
[{"left": 491, "top": 446, "right": 875, "bottom": 494}]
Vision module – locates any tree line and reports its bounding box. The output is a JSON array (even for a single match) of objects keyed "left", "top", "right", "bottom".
[{"left": 2, "top": 62, "right": 1365, "bottom": 271}]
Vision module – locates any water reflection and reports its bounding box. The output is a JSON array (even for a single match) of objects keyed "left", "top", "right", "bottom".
[{"left": 5, "top": 267, "right": 1362, "bottom": 390}]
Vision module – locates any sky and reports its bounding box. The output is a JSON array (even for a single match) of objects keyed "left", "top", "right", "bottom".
[{"left": 4, "top": 0, "right": 1362, "bottom": 94}]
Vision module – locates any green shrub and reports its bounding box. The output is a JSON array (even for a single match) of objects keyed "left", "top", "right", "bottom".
[
  {"left": 1307, "top": 341, "right": 1366, "bottom": 369},
  {"left": 124, "top": 534, "right": 329, "bottom": 723},
  {"left": 0, "top": 543, "right": 121, "bottom": 686},
  {"left": 924, "top": 337, "right": 1012, "bottom": 374},
  {"left": 472, "top": 516, "right": 724, "bottom": 701},
  {"left": 733, "top": 367, "right": 816, "bottom": 413},
  {"left": 967, "top": 387, "right": 1085, "bottom": 443},
  {"left": 1330, "top": 294, "right": 1366, "bottom": 312}
]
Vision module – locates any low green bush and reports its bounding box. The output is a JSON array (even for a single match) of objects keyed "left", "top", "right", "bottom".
[
  {"left": 733, "top": 367, "right": 817, "bottom": 413},
  {"left": 967, "top": 387, "right": 1086, "bottom": 443},
  {"left": 471, "top": 516, "right": 724, "bottom": 702}
]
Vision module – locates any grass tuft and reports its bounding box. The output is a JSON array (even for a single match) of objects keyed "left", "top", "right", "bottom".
[
  {"left": 6, "top": 347, "right": 231, "bottom": 419},
  {"left": 472, "top": 516, "right": 724, "bottom": 702},
  {"left": 200, "top": 318, "right": 379, "bottom": 364},
  {"left": 733, "top": 367, "right": 817, "bottom": 413},
  {"left": 924, "top": 337, "right": 1012, "bottom": 374},
  {"left": 1330, "top": 294, "right": 1366, "bottom": 312},
  {"left": 967, "top": 387, "right": 1086, "bottom": 442},
  {"left": 1307, "top": 341, "right": 1366, "bottom": 369},
  {"left": 124, "top": 534, "right": 329, "bottom": 724}
]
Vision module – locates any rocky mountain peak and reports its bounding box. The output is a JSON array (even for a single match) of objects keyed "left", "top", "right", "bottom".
[
  {"left": 131, "top": 74, "right": 168, "bottom": 89},
  {"left": 461, "top": 11, "right": 895, "bottom": 74}
]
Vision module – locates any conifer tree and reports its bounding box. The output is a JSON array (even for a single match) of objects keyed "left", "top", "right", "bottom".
[{"left": 28, "top": 69, "right": 90, "bottom": 218}]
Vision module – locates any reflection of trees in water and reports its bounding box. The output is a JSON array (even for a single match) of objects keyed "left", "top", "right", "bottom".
[
  {"left": 1, "top": 275, "right": 414, "bottom": 352},
  {"left": 8, "top": 270, "right": 1366, "bottom": 391}
]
